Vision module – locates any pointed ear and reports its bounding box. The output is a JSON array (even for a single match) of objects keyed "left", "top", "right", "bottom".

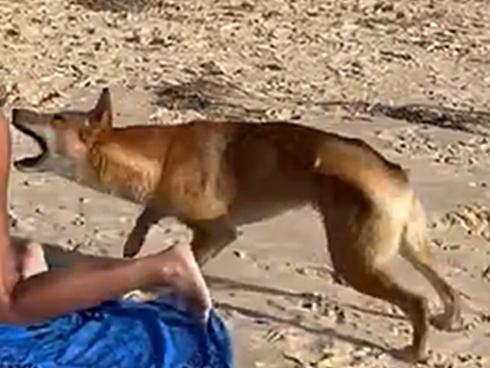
[{"left": 88, "top": 88, "right": 113, "bottom": 129}]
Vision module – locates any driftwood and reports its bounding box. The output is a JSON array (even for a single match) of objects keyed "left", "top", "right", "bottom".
[
  {"left": 368, "top": 103, "right": 490, "bottom": 137},
  {"left": 335, "top": 101, "right": 490, "bottom": 137},
  {"left": 151, "top": 75, "right": 269, "bottom": 121}
]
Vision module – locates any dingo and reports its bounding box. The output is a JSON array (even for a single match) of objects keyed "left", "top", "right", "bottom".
[{"left": 11, "top": 88, "right": 462, "bottom": 361}]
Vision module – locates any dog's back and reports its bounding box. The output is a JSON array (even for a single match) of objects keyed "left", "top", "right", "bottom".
[{"left": 82, "top": 120, "right": 409, "bottom": 221}]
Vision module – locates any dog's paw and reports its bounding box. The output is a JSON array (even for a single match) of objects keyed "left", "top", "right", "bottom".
[
  {"left": 392, "top": 345, "right": 428, "bottom": 364},
  {"left": 430, "top": 312, "right": 465, "bottom": 332}
]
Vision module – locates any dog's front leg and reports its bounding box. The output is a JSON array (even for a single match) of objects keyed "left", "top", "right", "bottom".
[
  {"left": 123, "top": 206, "right": 162, "bottom": 258},
  {"left": 186, "top": 218, "right": 237, "bottom": 266}
]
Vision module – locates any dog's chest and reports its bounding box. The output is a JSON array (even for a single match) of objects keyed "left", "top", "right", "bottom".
[{"left": 77, "top": 151, "right": 163, "bottom": 204}]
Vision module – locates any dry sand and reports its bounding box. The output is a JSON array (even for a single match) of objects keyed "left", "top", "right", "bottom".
[{"left": 1, "top": 0, "right": 490, "bottom": 367}]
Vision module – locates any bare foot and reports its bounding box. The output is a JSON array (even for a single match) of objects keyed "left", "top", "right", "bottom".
[{"left": 154, "top": 242, "right": 212, "bottom": 321}]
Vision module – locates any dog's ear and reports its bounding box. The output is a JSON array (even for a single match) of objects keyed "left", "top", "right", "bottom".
[{"left": 88, "top": 88, "right": 113, "bottom": 129}]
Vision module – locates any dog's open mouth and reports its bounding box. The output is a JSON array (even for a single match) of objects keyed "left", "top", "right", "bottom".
[{"left": 12, "top": 122, "right": 48, "bottom": 171}]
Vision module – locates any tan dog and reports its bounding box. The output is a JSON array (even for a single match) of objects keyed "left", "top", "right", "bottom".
[{"left": 11, "top": 88, "right": 462, "bottom": 361}]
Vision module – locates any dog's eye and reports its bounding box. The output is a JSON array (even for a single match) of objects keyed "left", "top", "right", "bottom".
[{"left": 53, "top": 114, "right": 65, "bottom": 122}]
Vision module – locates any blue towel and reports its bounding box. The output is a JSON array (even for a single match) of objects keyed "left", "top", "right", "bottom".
[{"left": 0, "top": 296, "right": 234, "bottom": 368}]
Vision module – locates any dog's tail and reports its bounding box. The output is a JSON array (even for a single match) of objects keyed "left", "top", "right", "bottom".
[
  {"left": 400, "top": 195, "right": 429, "bottom": 261},
  {"left": 399, "top": 194, "right": 461, "bottom": 323}
]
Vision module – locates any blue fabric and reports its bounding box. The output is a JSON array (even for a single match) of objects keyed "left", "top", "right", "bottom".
[{"left": 0, "top": 296, "right": 234, "bottom": 368}]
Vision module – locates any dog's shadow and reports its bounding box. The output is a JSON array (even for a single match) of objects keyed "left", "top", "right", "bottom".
[
  {"left": 207, "top": 274, "right": 404, "bottom": 321},
  {"left": 206, "top": 275, "right": 411, "bottom": 360}
]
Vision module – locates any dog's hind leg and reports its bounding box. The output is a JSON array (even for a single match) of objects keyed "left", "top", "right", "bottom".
[
  {"left": 324, "top": 231, "right": 430, "bottom": 362},
  {"left": 316, "top": 180, "right": 429, "bottom": 362},
  {"left": 347, "top": 264, "right": 429, "bottom": 361}
]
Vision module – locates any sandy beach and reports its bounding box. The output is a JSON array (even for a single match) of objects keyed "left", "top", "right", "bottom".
[{"left": 1, "top": 1, "right": 490, "bottom": 367}]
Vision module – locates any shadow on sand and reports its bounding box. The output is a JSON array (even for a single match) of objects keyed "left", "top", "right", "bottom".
[
  {"left": 321, "top": 100, "right": 490, "bottom": 137},
  {"left": 72, "top": 0, "right": 158, "bottom": 13}
]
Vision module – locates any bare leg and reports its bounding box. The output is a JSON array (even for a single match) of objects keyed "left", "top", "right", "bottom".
[
  {"left": 13, "top": 237, "right": 211, "bottom": 318},
  {"left": 4, "top": 240, "right": 211, "bottom": 325}
]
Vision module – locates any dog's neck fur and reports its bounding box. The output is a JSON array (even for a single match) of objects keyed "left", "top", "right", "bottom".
[{"left": 74, "top": 140, "right": 164, "bottom": 204}]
